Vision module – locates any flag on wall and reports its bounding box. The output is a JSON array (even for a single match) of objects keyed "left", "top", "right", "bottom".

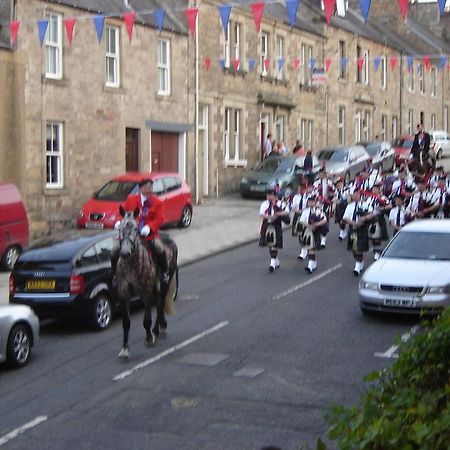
[
  {"left": 123, "top": 12, "right": 136, "bottom": 42},
  {"left": 154, "top": 9, "right": 166, "bottom": 33},
  {"left": 38, "top": 19, "right": 48, "bottom": 46},
  {"left": 407, "top": 55, "right": 414, "bottom": 72},
  {"left": 9, "top": 21, "right": 20, "bottom": 46},
  {"left": 219, "top": 4, "right": 232, "bottom": 35},
  {"left": 93, "top": 15, "right": 105, "bottom": 44},
  {"left": 63, "top": 17, "right": 76, "bottom": 46},
  {"left": 251, "top": 3, "right": 265, "bottom": 32},
  {"left": 286, "top": 0, "right": 300, "bottom": 29},
  {"left": 185, "top": 8, "right": 199, "bottom": 36},
  {"left": 373, "top": 56, "right": 381, "bottom": 71}
]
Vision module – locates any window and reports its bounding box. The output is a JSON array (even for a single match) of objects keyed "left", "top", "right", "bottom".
[
  {"left": 431, "top": 68, "right": 436, "bottom": 97},
  {"left": 431, "top": 114, "right": 436, "bottom": 130},
  {"left": 339, "top": 40, "right": 346, "bottom": 79},
  {"left": 363, "top": 50, "right": 370, "bottom": 85},
  {"left": 157, "top": 38, "right": 170, "bottom": 95},
  {"left": 223, "top": 22, "right": 242, "bottom": 69},
  {"left": 338, "top": 107, "right": 345, "bottom": 145},
  {"left": 224, "top": 107, "right": 244, "bottom": 163},
  {"left": 78, "top": 246, "right": 98, "bottom": 267},
  {"left": 381, "top": 115, "right": 387, "bottom": 140},
  {"left": 45, "top": 13, "right": 62, "bottom": 79},
  {"left": 275, "top": 115, "right": 285, "bottom": 142},
  {"left": 392, "top": 116, "right": 398, "bottom": 140},
  {"left": 300, "top": 119, "right": 314, "bottom": 150},
  {"left": 233, "top": 22, "right": 241, "bottom": 64},
  {"left": 356, "top": 45, "right": 362, "bottom": 83},
  {"left": 380, "top": 56, "right": 387, "bottom": 90},
  {"left": 408, "top": 67, "right": 414, "bottom": 91},
  {"left": 223, "top": 22, "right": 230, "bottom": 68},
  {"left": 152, "top": 178, "right": 165, "bottom": 195},
  {"left": 354, "top": 111, "right": 362, "bottom": 142},
  {"left": 163, "top": 176, "right": 181, "bottom": 193},
  {"left": 275, "top": 35, "right": 284, "bottom": 80},
  {"left": 408, "top": 109, "right": 414, "bottom": 135},
  {"left": 363, "top": 111, "right": 370, "bottom": 140},
  {"left": 46, "top": 122, "right": 63, "bottom": 188},
  {"left": 261, "top": 32, "right": 269, "bottom": 76},
  {"left": 95, "top": 238, "right": 114, "bottom": 263},
  {"left": 418, "top": 65, "right": 425, "bottom": 94},
  {"left": 445, "top": 106, "right": 449, "bottom": 132},
  {"left": 301, "top": 43, "right": 313, "bottom": 86},
  {"left": 105, "top": 25, "right": 120, "bottom": 87}
]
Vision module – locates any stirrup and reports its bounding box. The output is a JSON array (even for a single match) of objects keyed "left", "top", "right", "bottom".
[{"left": 161, "top": 272, "right": 170, "bottom": 284}]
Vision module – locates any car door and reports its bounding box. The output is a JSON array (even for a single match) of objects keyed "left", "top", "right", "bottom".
[
  {"left": 443, "top": 133, "right": 450, "bottom": 155},
  {"left": 161, "top": 176, "right": 183, "bottom": 224}
]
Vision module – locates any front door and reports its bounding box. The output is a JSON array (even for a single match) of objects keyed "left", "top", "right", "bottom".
[
  {"left": 151, "top": 132, "right": 178, "bottom": 172},
  {"left": 125, "top": 128, "right": 139, "bottom": 172}
]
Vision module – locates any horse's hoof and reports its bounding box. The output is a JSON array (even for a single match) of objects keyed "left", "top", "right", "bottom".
[
  {"left": 145, "top": 333, "right": 156, "bottom": 347},
  {"left": 159, "top": 328, "right": 167, "bottom": 338},
  {"left": 118, "top": 347, "right": 129, "bottom": 358}
]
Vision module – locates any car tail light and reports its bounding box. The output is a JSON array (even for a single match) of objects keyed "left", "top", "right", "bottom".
[
  {"left": 70, "top": 274, "right": 85, "bottom": 295},
  {"left": 9, "top": 274, "right": 15, "bottom": 296}
]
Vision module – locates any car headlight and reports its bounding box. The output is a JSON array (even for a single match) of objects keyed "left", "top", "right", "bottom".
[
  {"left": 240, "top": 177, "right": 248, "bottom": 184},
  {"left": 359, "top": 281, "right": 378, "bottom": 290},
  {"left": 108, "top": 214, "right": 117, "bottom": 221},
  {"left": 78, "top": 210, "right": 84, "bottom": 217},
  {"left": 426, "top": 286, "right": 450, "bottom": 294}
]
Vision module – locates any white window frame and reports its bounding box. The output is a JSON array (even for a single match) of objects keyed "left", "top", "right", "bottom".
[
  {"left": 275, "top": 35, "right": 284, "bottom": 80},
  {"left": 408, "top": 67, "right": 414, "bottom": 92},
  {"left": 224, "top": 108, "right": 230, "bottom": 160},
  {"left": 408, "top": 109, "right": 414, "bottom": 135},
  {"left": 392, "top": 116, "right": 398, "bottom": 140},
  {"left": 275, "top": 115, "right": 285, "bottom": 143},
  {"left": 356, "top": 45, "right": 362, "bottom": 84},
  {"left": 431, "top": 114, "right": 436, "bottom": 130},
  {"left": 261, "top": 32, "right": 269, "bottom": 76},
  {"left": 105, "top": 25, "right": 120, "bottom": 88},
  {"left": 301, "top": 44, "right": 313, "bottom": 86},
  {"left": 380, "top": 56, "right": 387, "bottom": 90},
  {"left": 224, "top": 107, "right": 246, "bottom": 166},
  {"left": 418, "top": 65, "right": 425, "bottom": 94},
  {"left": 338, "top": 107, "right": 345, "bottom": 145},
  {"left": 381, "top": 114, "right": 387, "bottom": 141},
  {"left": 157, "top": 38, "right": 171, "bottom": 95},
  {"left": 354, "top": 110, "right": 362, "bottom": 142},
  {"left": 363, "top": 50, "right": 370, "bottom": 85},
  {"left": 445, "top": 106, "right": 449, "bottom": 132},
  {"left": 363, "top": 111, "right": 370, "bottom": 140},
  {"left": 301, "top": 119, "right": 314, "bottom": 150},
  {"left": 46, "top": 122, "right": 64, "bottom": 189},
  {"left": 223, "top": 22, "right": 231, "bottom": 68},
  {"left": 45, "top": 13, "right": 63, "bottom": 80},
  {"left": 339, "top": 40, "right": 346, "bottom": 79},
  {"left": 431, "top": 68, "right": 436, "bottom": 97},
  {"left": 234, "top": 22, "right": 241, "bottom": 63}
]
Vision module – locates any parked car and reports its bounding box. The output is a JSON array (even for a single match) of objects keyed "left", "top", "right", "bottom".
[
  {"left": 359, "top": 219, "right": 450, "bottom": 316},
  {"left": 0, "top": 304, "right": 39, "bottom": 368},
  {"left": 239, "top": 155, "right": 321, "bottom": 198},
  {"left": 429, "top": 130, "right": 450, "bottom": 160},
  {"left": 0, "top": 183, "right": 29, "bottom": 270},
  {"left": 316, "top": 145, "right": 370, "bottom": 183},
  {"left": 391, "top": 135, "right": 414, "bottom": 167},
  {"left": 357, "top": 141, "right": 396, "bottom": 173},
  {"left": 77, "top": 172, "right": 193, "bottom": 230}
]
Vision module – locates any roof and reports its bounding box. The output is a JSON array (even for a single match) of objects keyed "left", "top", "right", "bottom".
[{"left": 402, "top": 219, "right": 450, "bottom": 233}]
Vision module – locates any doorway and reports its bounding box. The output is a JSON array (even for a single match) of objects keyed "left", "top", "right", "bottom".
[
  {"left": 125, "top": 128, "right": 140, "bottom": 172},
  {"left": 151, "top": 132, "right": 178, "bottom": 172}
]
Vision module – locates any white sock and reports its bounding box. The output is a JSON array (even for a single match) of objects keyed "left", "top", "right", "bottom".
[
  {"left": 307, "top": 259, "right": 315, "bottom": 270},
  {"left": 275, "top": 257, "right": 280, "bottom": 267},
  {"left": 270, "top": 258, "right": 276, "bottom": 267},
  {"left": 321, "top": 236, "right": 326, "bottom": 245},
  {"left": 312, "top": 260, "right": 317, "bottom": 269}
]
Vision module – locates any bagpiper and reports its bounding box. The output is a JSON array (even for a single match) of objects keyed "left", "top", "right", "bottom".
[
  {"left": 292, "top": 180, "right": 313, "bottom": 260},
  {"left": 333, "top": 177, "right": 350, "bottom": 241},
  {"left": 389, "top": 194, "right": 408, "bottom": 234},
  {"left": 312, "top": 168, "right": 334, "bottom": 248}
]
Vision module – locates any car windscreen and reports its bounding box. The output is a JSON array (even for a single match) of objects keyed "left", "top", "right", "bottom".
[
  {"left": 274, "top": 159, "right": 295, "bottom": 174},
  {"left": 95, "top": 181, "right": 137, "bottom": 201},
  {"left": 365, "top": 143, "right": 381, "bottom": 156},
  {"left": 383, "top": 231, "right": 450, "bottom": 261},
  {"left": 317, "top": 149, "right": 348, "bottom": 162},
  {"left": 254, "top": 159, "right": 283, "bottom": 173},
  {"left": 392, "top": 138, "right": 413, "bottom": 148}
]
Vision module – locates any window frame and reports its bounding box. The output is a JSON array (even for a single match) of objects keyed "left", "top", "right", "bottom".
[
  {"left": 105, "top": 25, "right": 120, "bottom": 88},
  {"left": 380, "top": 56, "right": 387, "bottom": 90},
  {"left": 157, "top": 38, "right": 171, "bottom": 95},
  {"left": 418, "top": 65, "right": 425, "bottom": 94},
  {"left": 275, "top": 35, "right": 284, "bottom": 80},
  {"left": 45, "top": 122, "right": 64, "bottom": 189},
  {"left": 339, "top": 40, "right": 346, "bottom": 79},
  {"left": 44, "top": 12, "right": 63, "bottom": 80},
  {"left": 261, "top": 31, "right": 269, "bottom": 77},
  {"left": 338, "top": 106, "right": 345, "bottom": 145},
  {"left": 431, "top": 67, "right": 436, "bottom": 97},
  {"left": 224, "top": 107, "right": 245, "bottom": 166}
]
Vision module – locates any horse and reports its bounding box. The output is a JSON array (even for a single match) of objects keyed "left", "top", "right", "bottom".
[
  {"left": 115, "top": 206, "right": 178, "bottom": 358},
  {"left": 408, "top": 149, "right": 432, "bottom": 184}
]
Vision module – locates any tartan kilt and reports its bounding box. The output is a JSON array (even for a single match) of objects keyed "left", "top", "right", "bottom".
[
  {"left": 347, "top": 225, "right": 369, "bottom": 253},
  {"left": 334, "top": 201, "right": 347, "bottom": 223},
  {"left": 259, "top": 220, "right": 283, "bottom": 248},
  {"left": 369, "top": 214, "right": 389, "bottom": 241}
]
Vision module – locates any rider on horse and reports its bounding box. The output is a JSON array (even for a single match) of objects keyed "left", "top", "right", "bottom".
[{"left": 409, "top": 123, "right": 433, "bottom": 182}]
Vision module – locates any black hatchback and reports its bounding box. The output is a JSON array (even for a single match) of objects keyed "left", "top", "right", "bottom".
[{"left": 9, "top": 230, "right": 117, "bottom": 330}]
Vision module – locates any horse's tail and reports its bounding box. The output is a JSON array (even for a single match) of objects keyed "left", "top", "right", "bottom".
[{"left": 164, "top": 272, "right": 177, "bottom": 315}]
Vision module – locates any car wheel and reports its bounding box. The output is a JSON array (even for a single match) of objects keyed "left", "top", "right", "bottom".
[
  {"left": 173, "top": 268, "right": 179, "bottom": 301},
  {"left": 1, "top": 245, "right": 21, "bottom": 271},
  {"left": 344, "top": 172, "right": 351, "bottom": 184},
  {"left": 178, "top": 206, "right": 192, "bottom": 228},
  {"left": 91, "top": 293, "right": 112, "bottom": 330},
  {"left": 6, "top": 323, "right": 32, "bottom": 368}
]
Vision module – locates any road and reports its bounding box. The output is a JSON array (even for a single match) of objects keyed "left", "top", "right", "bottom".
[{"left": 0, "top": 221, "right": 419, "bottom": 450}]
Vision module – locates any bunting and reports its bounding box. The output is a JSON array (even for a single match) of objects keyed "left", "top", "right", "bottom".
[
  {"left": 185, "top": 7, "right": 199, "bottom": 36},
  {"left": 277, "top": 58, "right": 285, "bottom": 71},
  {"left": 438, "top": 55, "right": 448, "bottom": 70},
  {"left": 63, "top": 17, "right": 76, "bottom": 46},
  {"left": 154, "top": 9, "right": 166, "bottom": 33},
  {"left": 37, "top": 19, "right": 48, "bottom": 47},
  {"left": 423, "top": 56, "right": 431, "bottom": 70},
  {"left": 357, "top": 57, "right": 365, "bottom": 70},
  {"left": 324, "top": 58, "right": 332, "bottom": 72},
  {"left": 251, "top": 3, "right": 265, "bottom": 33},
  {"left": 323, "top": 0, "right": 336, "bottom": 25},
  {"left": 437, "top": 0, "right": 446, "bottom": 15},
  {"left": 93, "top": 15, "right": 105, "bottom": 44},
  {"left": 123, "top": 12, "right": 136, "bottom": 42},
  {"left": 286, "top": 0, "right": 300, "bottom": 29},
  {"left": 233, "top": 59, "right": 240, "bottom": 71},
  {"left": 359, "top": 0, "right": 371, "bottom": 23},
  {"left": 340, "top": 58, "right": 349, "bottom": 70},
  {"left": 247, "top": 58, "right": 256, "bottom": 71},
  {"left": 292, "top": 58, "right": 301, "bottom": 70},
  {"left": 204, "top": 58, "right": 211, "bottom": 71},
  {"left": 397, "top": 0, "right": 408, "bottom": 19},
  {"left": 9, "top": 21, "right": 20, "bottom": 46},
  {"left": 219, "top": 4, "right": 232, "bottom": 35},
  {"left": 389, "top": 56, "right": 398, "bottom": 70},
  {"left": 406, "top": 55, "right": 414, "bottom": 72},
  {"left": 373, "top": 56, "right": 381, "bottom": 71}
]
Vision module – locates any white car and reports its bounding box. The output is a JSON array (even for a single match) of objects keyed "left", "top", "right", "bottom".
[
  {"left": 0, "top": 305, "right": 39, "bottom": 367},
  {"left": 359, "top": 220, "right": 450, "bottom": 316},
  {"left": 429, "top": 130, "right": 450, "bottom": 160}
]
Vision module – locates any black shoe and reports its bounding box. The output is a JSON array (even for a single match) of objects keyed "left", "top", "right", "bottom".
[
  {"left": 269, "top": 265, "right": 275, "bottom": 273},
  {"left": 319, "top": 244, "right": 326, "bottom": 249},
  {"left": 353, "top": 270, "right": 360, "bottom": 277},
  {"left": 338, "top": 236, "right": 343, "bottom": 241}
]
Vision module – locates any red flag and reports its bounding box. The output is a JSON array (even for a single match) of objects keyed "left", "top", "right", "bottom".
[
  {"left": 324, "top": 58, "right": 332, "bottom": 72},
  {"left": 263, "top": 59, "right": 271, "bottom": 71},
  {"left": 63, "top": 17, "right": 76, "bottom": 46},
  {"left": 389, "top": 56, "right": 398, "bottom": 70},
  {"left": 323, "top": 0, "right": 336, "bottom": 25},
  {"left": 123, "top": 12, "right": 136, "bottom": 42},
  {"left": 251, "top": 3, "right": 265, "bottom": 33},
  {"left": 292, "top": 58, "right": 301, "bottom": 70},
  {"left": 423, "top": 56, "right": 431, "bottom": 70},
  {"left": 357, "top": 57, "right": 365, "bottom": 70},
  {"left": 204, "top": 58, "right": 211, "bottom": 71},
  {"left": 397, "top": 0, "right": 408, "bottom": 19},
  {"left": 9, "top": 21, "right": 20, "bottom": 46},
  {"left": 233, "top": 59, "right": 240, "bottom": 71},
  {"left": 185, "top": 8, "right": 199, "bottom": 36}
]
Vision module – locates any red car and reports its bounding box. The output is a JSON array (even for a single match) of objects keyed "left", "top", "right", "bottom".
[
  {"left": 77, "top": 172, "right": 193, "bottom": 230},
  {"left": 391, "top": 135, "right": 414, "bottom": 167}
]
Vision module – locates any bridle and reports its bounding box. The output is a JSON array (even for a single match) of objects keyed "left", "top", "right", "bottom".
[{"left": 118, "top": 216, "right": 139, "bottom": 255}]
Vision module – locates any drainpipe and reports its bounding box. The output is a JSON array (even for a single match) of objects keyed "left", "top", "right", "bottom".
[
  {"left": 194, "top": 9, "right": 200, "bottom": 204},
  {"left": 399, "top": 49, "right": 403, "bottom": 133}
]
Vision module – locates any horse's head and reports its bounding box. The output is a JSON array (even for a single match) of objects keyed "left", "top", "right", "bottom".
[{"left": 117, "top": 206, "right": 140, "bottom": 258}]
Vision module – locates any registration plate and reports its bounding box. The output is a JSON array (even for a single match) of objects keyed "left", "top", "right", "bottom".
[
  {"left": 86, "top": 222, "right": 104, "bottom": 229},
  {"left": 26, "top": 280, "right": 56, "bottom": 290},
  {"left": 250, "top": 185, "right": 267, "bottom": 192},
  {"left": 384, "top": 298, "right": 416, "bottom": 308}
]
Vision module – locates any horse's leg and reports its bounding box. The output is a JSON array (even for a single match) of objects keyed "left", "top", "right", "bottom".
[
  {"left": 119, "top": 297, "right": 131, "bottom": 358},
  {"left": 143, "top": 293, "right": 155, "bottom": 347},
  {"left": 156, "top": 281, "right": 168, "bottom": 337}
]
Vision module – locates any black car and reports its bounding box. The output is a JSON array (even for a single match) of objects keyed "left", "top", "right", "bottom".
[{"left": 10, "top": 230, "right": 119, "bottom": 330}]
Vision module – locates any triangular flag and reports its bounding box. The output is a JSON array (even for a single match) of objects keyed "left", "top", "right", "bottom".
[
  {"left": 438, "top": 0, "right": 446, "bottom": 15},
  {"left": 286, "top": 0, "right": 300, "bottom": 29},
  {"left": 219, "top": 4, "right": 232, "bottom": 35},
  {"left": 389, "top": 56, "right": 398, "bottom": 70},
  {"left": 154, "top": 9, "right": 166, "bottom": 33},
  {"left": 9, "top": 21, "right": 20, "bottom": 46},
  {"left": 406, "top": 55, "right": 414, "bottom": 72},
  {"left": 397, "top": 0, "right": 408, "bottom": 19},
  {"left": 219, "top": 59, "right": 226, "bottom": 70},
  {"left": 251, "top": 3, "right": 265, "bottom": 33},
  {"left": 373, "top": 56, "right": 381, "bottom": 71},
  {"left": 423, "top": 56, "right": 431, "bottom": 70},
  {"left": 93, "top": 15, "right": 105, "bottom": 44},
  {"left": 248, "top": 58, "right": 256, "bottom": 71},
  {"left": 38, "top": 19, "right": 49, "bottom": 47},
  {"left": 340, "top": 57, "right": 349, "bottom": 69},
  {"left": 233, "top": 59, "right": 240, "bottom": 71},
  {"left": 360, "top": 0, "right": 371, "bottom": 23},
  {"left": 263, "top": 58, "right": 270, "bottom": 70},
  {"left": 185, "top": 8, "right": 199, "bottom": 36},
  {"left": 277, "top": 58, "right": 285, "bottom": 71},
  {"left": 204, "top": 58, "right": 211, "bottom": 71},
  {"left": 438, "top": 55, "right": 448, "bottom": 70},
  {"left": 357, "top": 57, "right": 365, "bottom": 70},
  {"left": 292, "top": 58, "right": 301, "bottom": 70},
  {"left": 323, "top": 0, "right": 336, "bottom": 25},
  {"left": 309, "top": 58, "right": 316, "bottom": 70},
  {"left": 123, "top": 12, "right": 136, "bottom": 42},
  {"left": 324, "top": 58, "right": 332, "bottom": 72},
  {"left": 63, "top": 17, "right": 76, "bottom": 46}
]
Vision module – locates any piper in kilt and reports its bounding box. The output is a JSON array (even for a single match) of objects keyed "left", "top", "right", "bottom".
[
  {"left": 291, "top": 181, "right": 312, "bottom": 260},
  {"left": 333, "top": 177, "right": 349, "bottom": 241}
]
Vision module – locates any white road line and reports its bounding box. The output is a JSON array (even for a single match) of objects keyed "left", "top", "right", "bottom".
[
  {"left": 272, "top": 263, "right": 343, "bottom": 301},
  {"left": 113, "top": 320, "right": 229, "bottom": 381},
  {"left": 0, "top": 416, "right": 48, "bottom": 447},
  {"left": 374, "top": 325, "right": 421, "bottom": 359}
]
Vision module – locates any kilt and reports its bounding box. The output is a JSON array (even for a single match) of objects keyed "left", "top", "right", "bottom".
[
  {"left": 259, "top": 219, "right": 283, "bottom": 248},
  {"left": 368, "top": 214, "right": 389, "bottom": 241},
  {"left": 347, "top": 224, "right": 369, "bottom": 253},
  {"left": 334, "top": 201, "right": 347, "bottom": 224}
]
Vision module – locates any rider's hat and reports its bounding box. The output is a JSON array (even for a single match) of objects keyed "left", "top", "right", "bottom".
[{"left": 139, "top": 178, "right": 153, "bottom": 187}]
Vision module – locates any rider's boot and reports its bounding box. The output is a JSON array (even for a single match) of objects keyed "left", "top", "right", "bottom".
[{"left": 157, "top": 251, "right": 170, "bottom": 285}]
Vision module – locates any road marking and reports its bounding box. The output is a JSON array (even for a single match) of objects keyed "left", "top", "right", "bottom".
[
  {"left": 113, "top": 320, "right": 229, "bottom": 381},
  {"left": 374, "top": 325, "right": 420, "bottom": 359},
  {"left": 0, "top": 416, "right": 48, "bottom": 447},
  {"left": 272, "top": 263, "right": 343, "bottom": 301}
]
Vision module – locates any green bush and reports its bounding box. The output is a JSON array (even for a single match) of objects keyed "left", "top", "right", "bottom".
[{"left": 325, "top": 308, "right": 450, "bottom": 450}]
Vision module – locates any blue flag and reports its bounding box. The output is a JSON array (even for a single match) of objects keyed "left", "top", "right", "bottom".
[
  {"left": 373, "top": 56, "right": 381, "bottom": 71},
  {"left": 359, "top": 0, "right": 371, "bottom": 23},
  {"left": 154, "top": 9, "right": 166, "bottom": 33},
  {"left": 438, "top": 55, "right": 448, "bottom": 70},
  {"left": 406, "top": 55, "right": 414, "bottom": 71},
  {"left": 309, "top": 58, "right": 316, "bottom": 70},
  {"left": 219, "top": 5, "right": 232, "bottom": 35},
  {"left": 38, "top": 19, "right": 48, "bottom": 47},
  {"left": 93, "top": 15, "right": 105, "bottom": 44},
  {"left": 286, "top": 0, "right": 300, "bottom": 29},
  {"left": 248, "top": 58, "right": 256, "bottom": 71},
  {"left": 219, "top": 59, "right": 225, "bottom": 70},
  {"left": 277, "top": 58, "right": 285, "bottom": 71},
  {"left": 438, "top": 0, "right": 446, "bottom": 14},
  {"left": 340, "top": 57, "right": 349, "bottom": 69}
]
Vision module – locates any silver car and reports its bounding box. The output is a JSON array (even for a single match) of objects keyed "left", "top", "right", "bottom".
[
  {"left": 358, "top": 141, "right": 396, "bottom": 173},
  {"left": 0, "top": 304, "right": 39, "bottom": 367},
  {"left": 359, "top": 220, "right": 450, "bottom": 316},
  {"left": 429, "top": 130, "right": 450, "bottom": 160}
]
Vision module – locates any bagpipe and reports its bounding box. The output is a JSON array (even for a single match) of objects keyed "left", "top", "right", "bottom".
[
  {"left": 301, "top": 209, "right": 327, "bottom": 249},
  {"left": 265, "top": 224, "right": 277, "bottom": 247},
  {"left": 291, "top": 213, "right": 306, "bottom": 236}
]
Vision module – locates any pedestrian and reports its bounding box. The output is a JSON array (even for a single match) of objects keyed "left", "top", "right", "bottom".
[
  {"left": 259, "top": 188, "right": 290, "bottom": 272},
  {"left": 303, "top": 150, "right": 314, "bottom": 185},
  {"left": 263, "top": 133, "right": 273, "bottom": 159},
  {"left": 389, "top": 194, "right": 408, "bottom": 234},
  {"left": 292, "top": 140, "right": 304, "bottom": 156}
]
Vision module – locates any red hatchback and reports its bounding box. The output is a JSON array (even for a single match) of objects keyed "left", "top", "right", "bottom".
[
  {"left": 77, "top": 172, "right": 193, "bottom": 230},
  {"left": 392, "top": 135, "right": 414, "bottom": 167}
]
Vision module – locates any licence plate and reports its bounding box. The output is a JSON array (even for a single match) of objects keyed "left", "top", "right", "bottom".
[
  {"left": 86, "top": 222, "right": 104, "bottom": 229},
  {"left": 26, "top": 280, "right": 56, "bottom": 290},
  {"left": 384, "top": 298, "right": 416, "bottom": 308},
  {"left": 250, "top": 185, "right": 267, "bottom": 192}
]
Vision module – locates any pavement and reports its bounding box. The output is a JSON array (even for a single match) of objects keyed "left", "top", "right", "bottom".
[{"left": 0, "top": 194, "right": 262, "bottom": 305}]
